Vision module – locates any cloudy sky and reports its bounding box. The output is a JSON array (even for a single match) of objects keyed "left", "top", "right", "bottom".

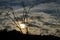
[
  {"left": 0, "top": 0, "right": 60, "bottom": 7},
  {"left": 0, "top": 0, "right": 60, "bottom": 14},
  {"left": 0, "top": 0, "right": 60, "bottom": 36},
  {"left": 0, "top": 0, "right": 60, "bottom": 28},
  {"left": 0, "top": 0, "right": 60, "bottom": 4}
]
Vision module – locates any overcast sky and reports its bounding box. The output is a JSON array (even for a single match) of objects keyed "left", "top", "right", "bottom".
[
  {"left": 0, "top": 0, "right": 60, "bottom": 16},
  {"left": 0, "top": 0, "right": 60, "bottom": 36},
  {"left": 0, "top": 0, "right": 60, "bottom": 6}
]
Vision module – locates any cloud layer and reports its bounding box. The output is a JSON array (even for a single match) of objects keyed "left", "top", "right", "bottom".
[
  {"left": 0, "top": 0, "right": 60, "bottom": 6},
  {"left": 0, "top": 0, "right": 60, "bottom": 37}
]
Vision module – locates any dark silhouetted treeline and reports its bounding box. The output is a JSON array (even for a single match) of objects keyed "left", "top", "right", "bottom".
[{"left": 0, "top": 30, "right": 60, "bottom": 40}]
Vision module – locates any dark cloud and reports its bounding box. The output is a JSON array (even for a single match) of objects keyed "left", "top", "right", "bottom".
[{"left": 0, "top": 0, "right": 60, "bottom": 6}]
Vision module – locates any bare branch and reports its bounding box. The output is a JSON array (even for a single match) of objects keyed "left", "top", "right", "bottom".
[{"left": 6, "top": 11, "right": 22, "bottom": 32}]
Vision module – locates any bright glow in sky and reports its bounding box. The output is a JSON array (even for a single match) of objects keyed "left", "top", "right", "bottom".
[{"left": 19, "top": 24, "right": 26, "bottom": 28}]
